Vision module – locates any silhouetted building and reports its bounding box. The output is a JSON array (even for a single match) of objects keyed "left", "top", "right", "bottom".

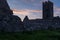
[
  {"left": 43, "top": 0, "right": 53, "bottom": 19},
  {"left": 0, "top": 0, "right": 23, "bottom": 32},
  {"left": 0, "top": 0, "right": 60, "bottom": 32},
  {"left": 0, "top": 0, "right": 13, "bottom": 16},
  {"left": 23, "top": 0, "right": 60, "bottom": 31}
]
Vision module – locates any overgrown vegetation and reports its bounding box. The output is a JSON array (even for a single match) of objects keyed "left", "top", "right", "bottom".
[{"left": 0, "top": 30, "right": 60, "bottom": 40}]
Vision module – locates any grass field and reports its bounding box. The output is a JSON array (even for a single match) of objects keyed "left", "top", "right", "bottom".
[{"left": 0, "top": 30, "right": 60, "bottom": 40}]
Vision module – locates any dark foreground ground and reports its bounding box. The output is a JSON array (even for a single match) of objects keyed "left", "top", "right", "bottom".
[{"left": 0, "top": 30, "right": 60, "bottom": 40}]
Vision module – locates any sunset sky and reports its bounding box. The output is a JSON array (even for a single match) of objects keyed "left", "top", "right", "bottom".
[{"left": 7, "top": 0, "right": 60, "bottom": 20}]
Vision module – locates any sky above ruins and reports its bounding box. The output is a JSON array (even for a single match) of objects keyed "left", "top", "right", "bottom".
[{"left": 7, "top": 0, "right": 60, "bottom": 21}]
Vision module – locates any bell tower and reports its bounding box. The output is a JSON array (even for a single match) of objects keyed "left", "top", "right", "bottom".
[{"left": 43, "top": 0, "right": 53, "bottom": 19}]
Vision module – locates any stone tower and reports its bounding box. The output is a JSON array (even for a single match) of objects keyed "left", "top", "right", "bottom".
[
  {"left": 43, "top": 0, "right": 53, "bottom": 19},
  {"left": 0, "top": 0, "right": 13, "bottom": 16}
]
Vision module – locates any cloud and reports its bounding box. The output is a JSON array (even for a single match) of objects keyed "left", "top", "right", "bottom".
[
  {"left": 54, "top": 7, "right": 60, "bottom": 16},
  {"left": 21, "top": 0, "right": 48, "bottom": 3},
  {"left": 13, "top": 9, "right": 42, "bottom": 15},
  {"left": 13, "top": 9, "right": 42, "bottom": 20},
  {"left": 21, "top": 0, "right": 36, "bottom": 3},
  {"left": 12, "top": 7, "right": 60, "bottom": 20},
  {"left": 21, "top": 0, "right": 42, "bottom": 6},
  {"left": 13, "top": 9, "right": 29, "bottom": 15}
]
